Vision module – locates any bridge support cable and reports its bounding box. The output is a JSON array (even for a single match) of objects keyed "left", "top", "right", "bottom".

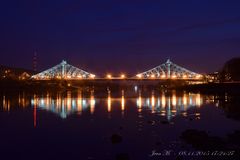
[
  {"left": 31, "top": 60, "right": 96, "bottom": 80},
  {"left": 135, "top": 59, "right": 203, "bottom": 80}
]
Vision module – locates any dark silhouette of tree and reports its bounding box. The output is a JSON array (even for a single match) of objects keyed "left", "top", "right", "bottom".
[{"left": 220, "top": 57, "right": 240, "bottom": 82}]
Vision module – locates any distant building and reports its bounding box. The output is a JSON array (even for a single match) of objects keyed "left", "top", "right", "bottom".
[
  {"left": 206, "top": 72, "right": 220, "bottom": 83},
  {"left": 0, "top": 65, "right": 35, "bottom": 80},
  {"left": 19, "top": 72, "right": 31, "bottom": 80}
]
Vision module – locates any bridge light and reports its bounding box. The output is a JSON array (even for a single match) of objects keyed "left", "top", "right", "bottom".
[
  {"left": 196, "top": 75, "right": 202, "bottom": 79},
  {"left": 77, "top": 75, "right": 82, "bottom": 79},
  {"left": 151, "top": 75, "right": 155, "bottom": 78},
  {"left": 121, "top": 74, "right": 125, "bottom": 79},
  {"left": 161, "top": 75, "right": 166, "bottom": 78},
  {"left": 67, "top": 75, "right": 71, "bottom": 79},
  {"left": 172, "top": 75, "right": 177, "bottom": 79},
  {"left": 107, "top": 74, "right": 112, "bottom": 79},
  {"left": 183, "top": 75, "right": 187, "bottom": 79},
  {"left": 90, "top": 74, "right": 95, "bottom": 79},
  {"left": 137, "top": 74, "right": 142, "bottom": 78}
]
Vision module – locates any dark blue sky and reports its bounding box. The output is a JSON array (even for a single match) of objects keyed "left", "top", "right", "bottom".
[{"left": 0, "top": 0, "right": 240, "bottom": 75}]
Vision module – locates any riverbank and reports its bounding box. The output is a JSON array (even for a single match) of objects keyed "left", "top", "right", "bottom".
[
  {"left": 175, "top": 82, "right": 240, "bottom": 95},
  {"left": 1, "top": 80, "right": 240, "bottom": 95}
]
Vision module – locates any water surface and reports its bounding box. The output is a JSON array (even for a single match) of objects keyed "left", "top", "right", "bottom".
[{"left": 0, "top": 88, "right": 240, "bottom": 160}]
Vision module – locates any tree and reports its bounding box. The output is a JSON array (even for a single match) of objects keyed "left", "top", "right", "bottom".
[{"left": 220, "top": 58, "right": 240, "bottom": 82}]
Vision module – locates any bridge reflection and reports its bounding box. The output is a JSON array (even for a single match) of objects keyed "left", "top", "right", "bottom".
[
  {"left": 29, "top": 90, "right": 204, "bottom": 120},
  {"left": 136, "top": 92, "right": 202, "bottom": 120},
  {"left": 31, "top": 91, "right": 96, "bottom": 119},
  {"left": 0, "top": 91, "right": 227, "bottom": 127},
  {"left": 1, "top": 90, "right": 232, "bottom": 129}
]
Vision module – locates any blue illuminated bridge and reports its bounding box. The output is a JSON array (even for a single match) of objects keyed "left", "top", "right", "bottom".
[{"left": 32, "top": 59, "right": 204, "bottom": 81}]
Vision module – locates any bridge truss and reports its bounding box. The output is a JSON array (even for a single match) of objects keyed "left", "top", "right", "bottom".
[
  {"left": 32, "top": 60, "right": 96, "bottom": 80},
  {"left": 136, "top": 59, "right": 203, "bottom": 79}
]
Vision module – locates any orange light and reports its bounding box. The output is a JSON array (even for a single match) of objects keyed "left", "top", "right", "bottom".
[
  {"left": 121, "top": 90, "right": 125, "bottom": 111},
  {"left": 121, "top": 95, "right": 125, "bottom": 111},
  {"left": 137, "top": 74, "right": 142, "bottom": 78},
  {"left": 172, "top": 75, "right": 177, "bottom": 79},
  {"left": 161, "top": 94, "right": 166, "bottom": 108},
  {"left": 121, "top": 74, "right": 125, "bottom": 79},
  {"left": 172, "top": 94, "right": 176, "bottom": 106},
  {"left": 107, "top": 74, "right": 112, "bottom": 79},
  {"left": 196, "top": 75, "right": 202, "bottom": 79},
  {"left": 161, "top": 75, "right": 166, "bottom": 78},
  {"left": 90, "top": 74, "right": 95, "bottom": 79},
  {"left": 151, "top": 75, "right": 155, "bottom": 78},
  {"left": 107, "top": 96, "right": 111, "bottom": 112},
  {"left": 56, "top": 76, "right": 61, "bottom": 79}
]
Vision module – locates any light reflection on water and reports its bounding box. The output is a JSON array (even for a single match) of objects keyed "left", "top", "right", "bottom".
[
  {"left": 136, "top": 92, "right": 203, "bottom": 120},
  {"left": 1, "top": 89, "right": 239, "bottom": 160},
  {"left": 30, "top": 91, "right": 97, "bottom": 119},
  {"left": 1, "top": 90, "right": 207, "bottom": 120},
  {"left": 1, "top": 90, "right": 224, "bottom": 123}
]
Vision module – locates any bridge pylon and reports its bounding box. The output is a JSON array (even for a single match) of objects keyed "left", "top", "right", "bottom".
[
  {"left": 135, "top": 59, "right": 203, "bottom": 80},
  {"left": 31, "top": 60, "right": 96, "bottom": 80}
]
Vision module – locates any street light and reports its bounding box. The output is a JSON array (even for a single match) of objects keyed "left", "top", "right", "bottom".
[
  {"left": 196, "top": 75, "right": 202, "bottom": 79},
  {"left": 107, "top": 74, "right": 112, "bottom": 79},
  {"left": 121, "top": 74, "right": 125, "bottom": 79},
  {"left": 172, "top": 75, "right": 177, "bottom": 79},
  {"left": 137, "top": 74, "right": 142, "bottom": 78},
  {"left": 161, "top": 75, "right": 166, "bottom": 78},
  {"left": 90, "top": 74, "right": 95, "bottom": 79}
]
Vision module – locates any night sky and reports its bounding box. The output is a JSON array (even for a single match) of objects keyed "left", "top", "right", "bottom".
[{"left": 0, "top": 0, "right": 240, "bottom": 75}]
